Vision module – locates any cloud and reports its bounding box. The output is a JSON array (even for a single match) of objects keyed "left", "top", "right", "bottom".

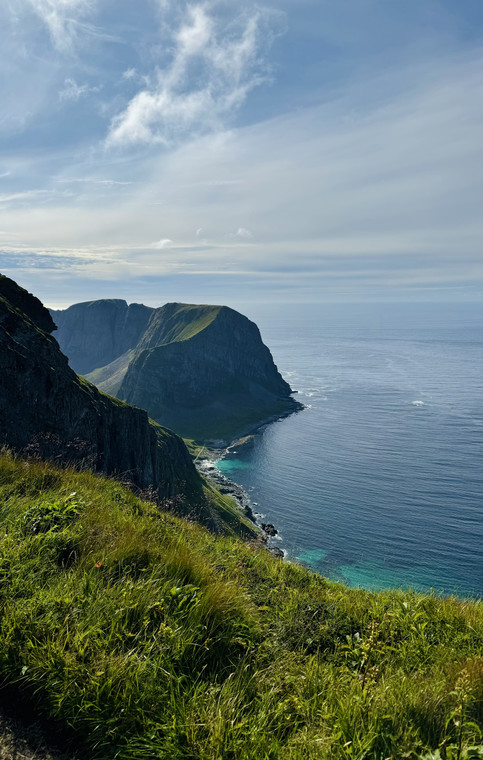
[
  {"left": 0, "top": 190, "right": 51, "bottom": 204},
  {"left": 152, "top": 238, "right": 173, "bottom": 249},
  {"left": 26, "top": 0, "right": 93, "bottom": 50},
  {"left": 1, "top": 34, "right": 482, "bottom": 303},
  {"left": 59, "top": 77, "right": 101, "bottom": 101},
  {"left": 0, "top": 250, "right": 94, "bottom": 269},
  {"left": 122, "top": 68, "right": 137, "bottom": 81},
  {"left": 106, "top": 4, "right": 281, "bottom": 147},
  {"left": 229, "top": 227, "right": 253, "bottom": 240},
  {"left": 55, "top": 177, "right": 131, "bottom": 187}
]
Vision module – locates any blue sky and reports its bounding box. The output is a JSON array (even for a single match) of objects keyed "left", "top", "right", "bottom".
[{"left": 1, "top": 0, "right": 482, "bottom": 307}]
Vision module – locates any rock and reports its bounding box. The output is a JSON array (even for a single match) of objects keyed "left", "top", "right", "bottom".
[
  {"left": 244, "top": 504, "right": 256, "bottom": 522},
  {"left": 51, "top": 301, "right": 303, "bottom": 440},
  {"left": 226, "top": 435, "right": 255, "bottom": 454},
  {"left": 50, "top": 299, "right": 151, "bottom": 376},
  {"left": 261, "top": 523, "right": 278, "bottom": 536},
  {"left": 0, "top": 275, "right": 201, "bottom": 508}
]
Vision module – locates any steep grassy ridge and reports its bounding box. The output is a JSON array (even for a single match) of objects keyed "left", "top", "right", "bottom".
[
  {"left": 85, "top": 350, "right": 135, "bottom": 396},
  {"left": 1, "top": 450, "right": 483, "bottom": 760},
  {"left": 137, "top": 303, "right": 222, "bottom": 347}
]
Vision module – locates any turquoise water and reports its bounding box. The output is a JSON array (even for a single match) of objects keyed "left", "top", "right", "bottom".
[{"left": 216, "top": 302, "right": 483, "bottom": 597}]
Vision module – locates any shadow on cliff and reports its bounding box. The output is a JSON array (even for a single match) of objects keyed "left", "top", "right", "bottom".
[{"left": 0, "top": 274, "right": 256, "bottom": 538}]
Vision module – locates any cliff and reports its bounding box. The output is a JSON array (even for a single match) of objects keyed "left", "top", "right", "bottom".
[
  {"left": 51, "top": 300, "right": 301, "bottom": 441},
  {"left": 0, "top": 275, "right": 255, "bottom": 534},
  {"left": 50, "top": 299, "right": 152, "bottom": 375},
  {"left": 0, "top": 275, "right": 196, "bottom": 500}
]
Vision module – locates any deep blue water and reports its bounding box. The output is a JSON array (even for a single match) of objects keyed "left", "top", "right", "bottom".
[{"left": 216, "top": 302, "right": 483, "bottom": 597}]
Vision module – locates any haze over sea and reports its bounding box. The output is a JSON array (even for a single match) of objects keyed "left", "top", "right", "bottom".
[{"left": 216, "top": 301, "right": 483, "bottom": 598}]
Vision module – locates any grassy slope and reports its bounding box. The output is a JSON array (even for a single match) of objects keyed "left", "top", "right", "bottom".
[
  {"left": 85, "top": 305, "right": 222, "bottom": 397},
  {"left": 85, "top": 350, "right": 135, "bottom": 396},
  {"left": 1, "top": 450, "right": 483, "bottom": 760},
  {"left": 142, "top": 303, "right": 222, "bottom": 345},
  {"left": 73, "top": 378, "right": 256, "bottom": 538}
]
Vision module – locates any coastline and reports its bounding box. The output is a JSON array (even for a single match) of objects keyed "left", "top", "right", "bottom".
[
  {"left": 194, "top": 401, "right": 304, "bottom": 556},
  {"left": 196, "top": 455, "right": 285, "bottom": 558},
  {"left": 230, "top": 397, "right": 304, "bottom": 442}
]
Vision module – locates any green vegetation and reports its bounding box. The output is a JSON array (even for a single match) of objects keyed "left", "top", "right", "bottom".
[
  {"left": 183, "top": 438, "right": 207, "bottom": 459},
  {"left": 74, "top": 373, "right": 132, "bottom": 409},
  {"left": 1, "top": 449, "right": 483, "bottom": 759},
  {"left": 85, "top": 350, "right": 135, "bottom": 396},
  {"left": 141, "top": 303, "right": 222, "bottom": 345},
  {"left": 71, "top": 296, "right": 299, "bottom": 442}
]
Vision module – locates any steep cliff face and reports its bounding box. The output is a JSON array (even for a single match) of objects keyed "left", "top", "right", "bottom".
[
  {"left": 52, "top": 300, "right": 301, "bottom": 441},
  {"left": 120, "top": 304, "right": 298, "bottom": 439},
  {"left": 0, "top": 276, "right": 199, "bottom": 503},
  {"left": 50, "top": 299, "right": 152, "bottom": 375}
]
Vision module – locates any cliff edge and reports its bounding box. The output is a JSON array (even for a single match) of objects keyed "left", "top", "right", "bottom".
[
  {"left": 51, "top": 300, "right": 301, "bottom": 441},
  {"left": 0, "top": 275, "right": 255, "bottom": 533}
]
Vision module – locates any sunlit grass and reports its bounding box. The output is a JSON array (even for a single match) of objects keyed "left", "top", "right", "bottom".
[{"left": 1, "top": 448, "right": 483, "bottom": 758}]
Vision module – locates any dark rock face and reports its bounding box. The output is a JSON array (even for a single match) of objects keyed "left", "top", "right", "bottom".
[
  {"left": 261, "top": 523, "right": 278, "bottom": 537},
  {"left": 51, "top": 300, "right": 302, "bottom": 441},
  {"left": 51, "top": 300, "right": 152, "bottom": 375},
  {"left": 0, "top": 276, "right": 200, "bottom": 501}
]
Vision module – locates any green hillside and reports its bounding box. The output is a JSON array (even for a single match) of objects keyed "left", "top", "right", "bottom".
[
  {"left": 86, "top": 350, "right": 135, "bottom": 396},
  {"left": 1, "top": 449, "right": 483, "bottom": 759},
  {"left": 138, "top": 303, "right": 223, "bottom": 347},
  {"left": 85, "top": 306, "right": 223, "bottom": 395}
]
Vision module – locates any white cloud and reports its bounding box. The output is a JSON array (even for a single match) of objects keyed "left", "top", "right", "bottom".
[
  {"left": 26, "top": 0, "right": 93, "bottom": 50},
  {"left": 176, "top": 5, "right": 212, "bottom": 59},
  {"left": 59, "top": 77, "right": 100, "bottom": 101},
  {"left": 106, "top": 4, "right": 278, "bottom": 147},
  {"left": 0, "top": 189, "right": 50, "bottom": 203},
  {"left": 55, "top": 177, "right": 131, "bottom": 187},
  {"left": 122, "top": 68, "right": 137, "bottom": 81},
  {"left": 229, "top": 227, "right": 253, "bottom": 240},
  {"left": 152, "top": 238, "right": 173, "bottom": 249},
  {"left": 1, "top": 46, "right": 482, "bottom": 301}
]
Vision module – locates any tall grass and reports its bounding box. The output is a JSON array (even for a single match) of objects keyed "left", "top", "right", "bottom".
[{"left": 1, "top": 449, "right": 483, "bottom": 758}]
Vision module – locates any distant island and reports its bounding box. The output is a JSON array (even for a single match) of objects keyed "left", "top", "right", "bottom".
[{"left": 51, "top": 299, "right": 302, "bottom": 441}]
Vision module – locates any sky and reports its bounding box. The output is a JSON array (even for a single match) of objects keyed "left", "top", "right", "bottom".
[{"left": 1, "top": 0, "right": 482, "bottom": 308}]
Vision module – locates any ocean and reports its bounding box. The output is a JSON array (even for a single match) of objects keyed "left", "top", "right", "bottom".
[{"left": 215, "top": 301, "right": 483, "bottom": 598}]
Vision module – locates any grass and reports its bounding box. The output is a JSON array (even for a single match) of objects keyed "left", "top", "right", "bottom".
[
  {"left": 84, "top": 304, "right": 222, "bottom": 399},
  {"left": 183, "top": 438, "right": 208, "bottom": 459},
  {"left": 85, "top": 350, "right": 135, "bottom": 396},
  {"left": 141, "top": 303, "right": 222, "bottom": 346},
  {"left": 1, "top": 448, "right": 483, "bottom": 759}
]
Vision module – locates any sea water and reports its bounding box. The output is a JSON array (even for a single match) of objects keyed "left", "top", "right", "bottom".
[{"left": 215, "top": 301, "right": 483, "bottom": 597}]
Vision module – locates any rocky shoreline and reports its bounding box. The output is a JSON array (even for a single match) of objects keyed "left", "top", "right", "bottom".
[
  {"left": 195, "top": 436, "right": 286, "bottom": 559},
  {"left": 193, "top": 399, "right": 305, "bottom": 557}
]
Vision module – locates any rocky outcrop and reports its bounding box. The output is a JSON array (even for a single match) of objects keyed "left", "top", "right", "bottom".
[
  {"left": 0, "top": 276, "right": 200, "bottom": 504},
  {"left": 51, "top": 301, "right": 302, "bottom": 441},
  {"left": 50, "top": 300, "right": 152, "bottom": 375}
]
